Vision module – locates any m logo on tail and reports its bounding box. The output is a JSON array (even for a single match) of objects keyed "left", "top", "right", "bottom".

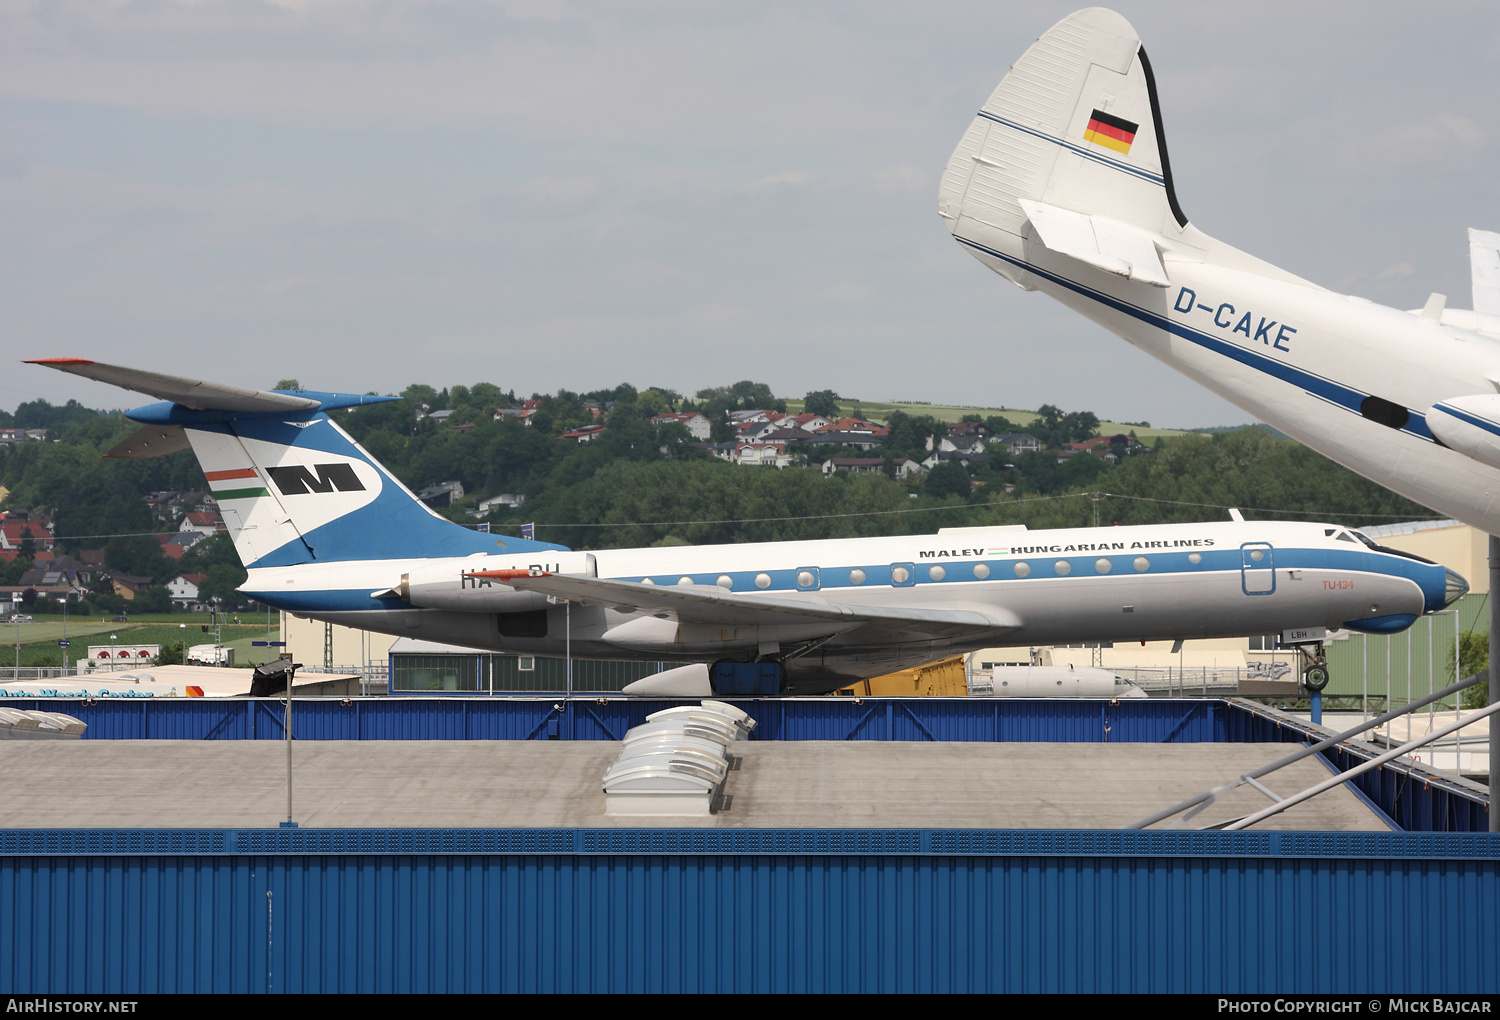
[{"left": 267, "top": 463, "right": 366, "bottom": 496}]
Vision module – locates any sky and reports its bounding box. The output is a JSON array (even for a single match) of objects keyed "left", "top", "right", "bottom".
[{"left": 1, "top": 0, "right": 1496, "bottom": 428}]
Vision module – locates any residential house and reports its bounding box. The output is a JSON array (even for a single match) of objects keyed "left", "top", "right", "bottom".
[
  {"left": 818, "top": 417, "right": 885, "bottom": 433},
  {"left": 893, "top": 458, "right": 928, "bottom": 482},
  {"left": 822, "top": 457, "right": 885, "bottom": 476},
  {"left": 0, "top": 513, "right": 53, "bottom": 554},
  {"left": 921, "top": 450, "right": 990, "bottom": 470},
  {"left": 179, "top": 511, "right": 223, "bottom": 537},
  {"left": 558, "top": 425, "right": 608, "bottom": 444},
  {"left": 651, "top": 412, "right": 712, "bottom": 441},
  {"left": 470, "top": 494, "right": 527, "bottom": 517},
  {"left": 808, "top": 429, "right": 886, "bottom": 452},
  {"left": 734, "top": 442, "right": 791, "bottom": 468},
  {"left": 417, "top": 481, "right": 465, "bottom": 508},
  {"left": 993, "top": 433, "right": 1042, "bottom": 457},
  {"left": 167, "top": 573, "right": 210, "bottom": 609},
  {"left": 1063, "top": 434, "right": 1143, "bottom": 465},
  {"left": 493, "top": 407, "right": 538, "bottom": 426},
  {"left": 108, "top": 574, "right": 155, "bottom": 601},
  {"left": 756, "top": 427, "right": 824, "bottom": 446},
  {"left": 737, "top": 418, "right": 787, "bottom": 441},
  {"left": 938, "top": 434, "right": 987, "bottom": 455},
  {"left": 787, "top": 412, "right": 832, "bottom": 431},
  {"left": 159, "top": 532, "right": 206, "bottom": 561}
]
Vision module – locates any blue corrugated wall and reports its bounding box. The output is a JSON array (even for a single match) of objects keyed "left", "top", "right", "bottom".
[
  {"left": 0, "top": 696, "right": 1241, "bottom": 743},
  {"left": 2, "top": 830, "right": 1497, "bottom": 993}
]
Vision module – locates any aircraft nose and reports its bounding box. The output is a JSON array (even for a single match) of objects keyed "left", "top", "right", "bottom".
[
  {"left": 1434, "top": 568, "right": 1469, "bottom": 612},
  {"left": 1440, "top": 570, "right": 1464, "bottom": 609}
]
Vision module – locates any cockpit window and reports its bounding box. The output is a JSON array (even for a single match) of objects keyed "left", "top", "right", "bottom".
[
  {"left": 1353, "top": 530, "right": 1436, "bottom": 564},
  {"left": 1335, "top": 531, "right": 1357, "bottom": 543}
]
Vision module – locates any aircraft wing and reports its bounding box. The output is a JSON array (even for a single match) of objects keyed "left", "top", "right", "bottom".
[{"left": 468, "top": 569, "right": 1021, "bottom": 638}]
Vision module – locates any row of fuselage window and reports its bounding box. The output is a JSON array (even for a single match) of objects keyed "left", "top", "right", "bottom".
[{"left": 632, "top": 552, "right": 1190, "bottom": 592}]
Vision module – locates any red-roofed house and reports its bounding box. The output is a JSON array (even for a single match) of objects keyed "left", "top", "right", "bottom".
[
  {"left": 0, "top": 517, "right": 53, "bottom": 553},
  {"left": 179, "top": 511, "right": 223, "bottom": 536}
]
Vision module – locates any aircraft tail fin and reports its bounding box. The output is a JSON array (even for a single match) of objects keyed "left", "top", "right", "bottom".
[
  {"left": 938, "top": 9, "right": 1183, "bottom": 284},
  {"left": 1470, "top": 228, "right": 1500, "bottom": 316},
  {"left": 940, "top": 9, "right": 1312, "bottom": 290},
  {"left": 28, "top": 358, "right": 569, "bottom": 569}
]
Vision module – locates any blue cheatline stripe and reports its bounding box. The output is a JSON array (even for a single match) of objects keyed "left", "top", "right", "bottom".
[
  {"left": 1432, "top": 402, "right": 1500, "bottom": 437},
  {"left": 975, "top": 110, "right": 1166, "bottom": 186},
  {"left": 955, "top": 235, "right": 1436, "bottom": 445}
]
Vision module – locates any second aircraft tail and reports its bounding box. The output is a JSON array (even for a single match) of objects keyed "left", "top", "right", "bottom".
[{"left": 940, "top": 8, "right": 1312, "bottom": 293}]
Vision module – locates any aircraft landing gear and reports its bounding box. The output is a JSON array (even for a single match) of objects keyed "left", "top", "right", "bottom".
[{"left": 1300, "top": 643, "right": 1330, "bottom": 725}]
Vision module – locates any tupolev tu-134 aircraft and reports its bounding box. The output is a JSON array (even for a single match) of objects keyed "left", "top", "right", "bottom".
[
  {"left": 29, "top": 359, "right": 1466, "bottom": 696},
  {"left": 940, "top": 7, "right": 1500, "bottom": 539}
]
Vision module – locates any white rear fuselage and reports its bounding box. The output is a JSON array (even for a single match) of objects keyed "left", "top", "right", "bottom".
[{"left": 961, "top": 234, "right": 1500, "bottom": 534}]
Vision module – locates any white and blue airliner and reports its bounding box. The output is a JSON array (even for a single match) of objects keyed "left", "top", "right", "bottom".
[
  {"left": 939, "top": 7, "right": 1500, "bottom": 543},
  {"left": 29, "top": 359, "right": 1467, "bottom": 696}
]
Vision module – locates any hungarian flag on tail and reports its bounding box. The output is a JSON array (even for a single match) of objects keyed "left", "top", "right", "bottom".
[{"left": 1083, "top": 109, "right": 1137, "bottom": 155}]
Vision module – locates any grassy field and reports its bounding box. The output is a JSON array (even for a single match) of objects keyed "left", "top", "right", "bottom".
[
  {"left": 781, "top": 398, "right": 1196, "bottom": 441},
  {"left": 4, "top": 612, "right": 281, "bottom": 669}
]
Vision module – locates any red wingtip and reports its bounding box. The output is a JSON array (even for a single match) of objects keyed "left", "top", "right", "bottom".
[{"left": 24, "top": 358, "right": 95, "bottom": 365}]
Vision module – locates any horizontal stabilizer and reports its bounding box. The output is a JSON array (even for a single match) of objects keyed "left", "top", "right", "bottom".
[
  {"left": 468, "top": 569, "right": 1020, "bottom": 637},
  {"left": 103, "top": 424, "right": 191, "bottom": 460},
  {"left": 1426, "top": 395, "right": 1500, "bottom": 471},
  {"left": 1019, "top": 199, "right": 1170, "bottom": 287},
  {"left": 26, "top": 359, "right": 321, "bottom": 413}
]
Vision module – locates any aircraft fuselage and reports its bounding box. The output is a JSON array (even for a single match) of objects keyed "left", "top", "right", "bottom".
[{"left": 255, "top": 518, "right": 1456, "bottom": 693}]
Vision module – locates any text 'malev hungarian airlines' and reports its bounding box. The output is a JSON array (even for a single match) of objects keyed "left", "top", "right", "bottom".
[
  {"left": 28, "top": 359, "right": 1465, "bottom": 697},
  {"left": 939, "top": 7, "right": 1500, "bottom": 541}
]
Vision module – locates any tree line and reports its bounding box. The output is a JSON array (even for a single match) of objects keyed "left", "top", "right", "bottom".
[{"left": 0, "top": 384, "right": 1438, "bottom": 605}]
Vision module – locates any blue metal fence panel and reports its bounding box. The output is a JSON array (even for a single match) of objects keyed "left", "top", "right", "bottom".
[
  {"left": 0, "top": 696, "right": 1272, "bottom": 744},
  {"left": 1, "top": 835, "right": 1496, "bottom": 993}
]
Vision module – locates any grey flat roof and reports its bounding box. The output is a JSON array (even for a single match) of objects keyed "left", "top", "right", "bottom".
[{"left": 0, "top": 741, "right": 1386, "bottom": 830}]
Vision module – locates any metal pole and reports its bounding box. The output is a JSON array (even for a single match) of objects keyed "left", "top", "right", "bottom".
[
  {"left": 566, "top": 600, "right": 573, "bottom": 701},
  {"left": 1362, "top": 633, "right": 1368, "bottom": 723},
  {"left": 1453, "top": 610, "right": 1462, "bottom": 774},
  {"left": 285, "top": 660, "right": 294, "bottom": 828},
  {"left": 1428, "top": 616, "right": 1436, "bottom": 752},
  {"left": 1489, "top": 534, "right": 1499, "bottom": 830}
]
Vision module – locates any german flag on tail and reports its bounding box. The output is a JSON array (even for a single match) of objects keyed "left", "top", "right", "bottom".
[{"left": 1083, "top": 109, "right": 1137, "bottom": 155}]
